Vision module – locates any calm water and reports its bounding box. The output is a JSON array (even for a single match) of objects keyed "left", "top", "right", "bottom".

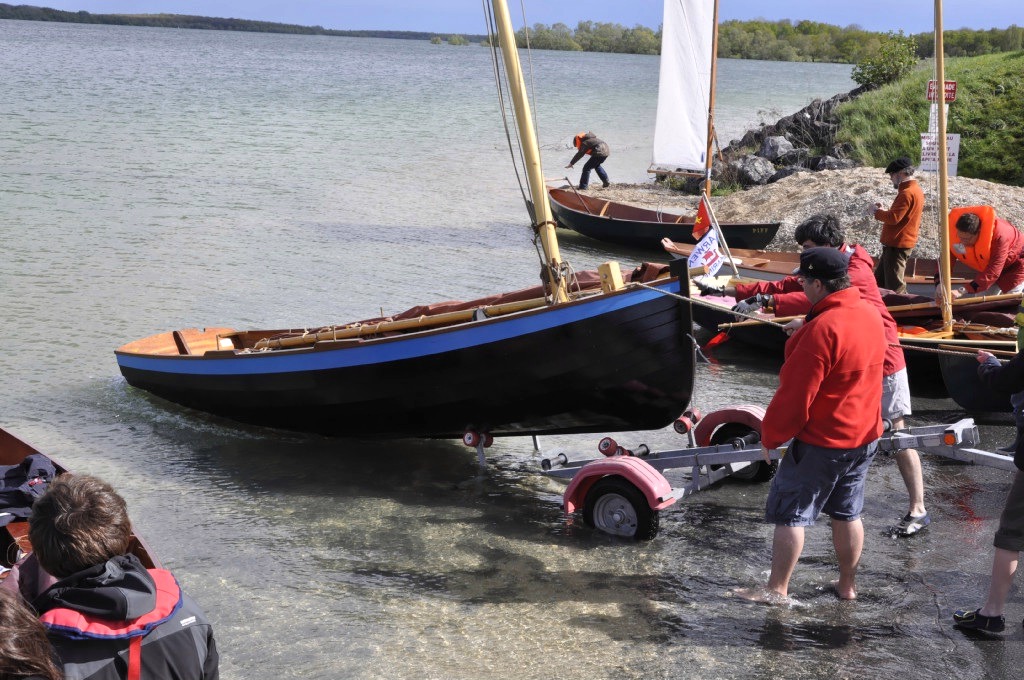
[{"left": 2, "top": 18, "right": 1021, "bottom": 679}]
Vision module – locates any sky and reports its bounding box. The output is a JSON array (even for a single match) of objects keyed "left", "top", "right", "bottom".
[{"left": 25, "top": 1, "right": 1023, "bottom": 35}]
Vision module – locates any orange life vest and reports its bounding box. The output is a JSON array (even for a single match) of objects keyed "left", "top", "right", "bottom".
[{"left": 948, "top": 205, "right": 997, "bottom": 272}]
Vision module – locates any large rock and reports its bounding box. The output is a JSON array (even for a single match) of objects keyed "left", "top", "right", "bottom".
[
  {"left": 758, "top": 135, "right": 794, "bottom": 162},
  {"left": 730, "top": 155, "right": 776, "bottom": 186}
]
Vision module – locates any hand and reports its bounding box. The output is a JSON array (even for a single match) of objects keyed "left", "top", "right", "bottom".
[
  {"left": 782, "top": 318, "right": 805, "bottom": 336},
  {"left": 977, "top": 350, "right": 996, "bottom": 363},
  {"left": 660, "top": 237, "right": 676, "bottom": 252},
  {"left": 935, "top": 285, "right": 966, "bottom": 303},
  {"left": 565, "top": 164, "right": 573, "bottom": 169},
  {"left": 731, "top": 294, "right": 764, "bottom": 315},
  {"left": 694, "top": 279, "right": 725, "bottom": 297},
  {"left": 761, "top": 444, "right": 772, "bottom": 464}
]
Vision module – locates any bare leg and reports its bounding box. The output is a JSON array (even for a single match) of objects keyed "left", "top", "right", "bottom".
[
  {"left": 892, "top": 417, "right": 926, "bottom": 517},
  {"left": 832, "top": 518, "right": 863, "bottom": 599},
  {"left": 767, "top": 525, "right": 804, "bottom": 598},
  {"left": 979, "top": 548, "right": 1020, "bottom": 617}
]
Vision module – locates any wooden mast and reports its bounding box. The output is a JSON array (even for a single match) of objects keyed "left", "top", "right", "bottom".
[
  {"left": 935, "top": 0, "right": 953, "bottom": 328},
  {"left": 702, "top": 0, "right": 720, "bottom": 197},
  {"left": 491, "top": 0, "right": 568, "bottom": 303}
]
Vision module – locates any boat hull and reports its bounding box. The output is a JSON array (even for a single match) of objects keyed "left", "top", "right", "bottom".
[
  {"left": 549, "top": 187, "right": 780, "bottom": 251},
  {"left": 116, "top": 277, "right": 695, "bottom": 438},
  {"left": 937, "top": 351, "right": 1013, "bottom": 413}
]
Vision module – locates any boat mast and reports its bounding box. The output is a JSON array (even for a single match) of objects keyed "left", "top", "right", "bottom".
[
  {"left": 702, "top": 0, "right": 720, "bottom": 197},
  {"left": 491, "top": 0, "right": 569, "bottom": 303},
  {"left": 934, "top": 0, "right": 953, "bottom": 328}
]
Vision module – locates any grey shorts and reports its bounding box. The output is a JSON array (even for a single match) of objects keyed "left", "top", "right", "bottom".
[
  {"left": 995, "top": 470, "right": 1024, "bottom": 552},
  {"left": 882, "top": 368, "right": 912, "bottom": 419},
  {"left": 765, "top": 439, "right": 878, "bottom": 527}
]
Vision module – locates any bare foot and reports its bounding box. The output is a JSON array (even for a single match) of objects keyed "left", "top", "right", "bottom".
[
  {"left": 832, "top": 581, "right": 857, "bottom": 600},
  {"left": 732, "top": 587, "right": 795, "bottom": 605}
]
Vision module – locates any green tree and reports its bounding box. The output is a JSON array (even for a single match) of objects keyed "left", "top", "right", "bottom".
[{"left": 850, "top": 31, "right": 919, "bottom": 89}]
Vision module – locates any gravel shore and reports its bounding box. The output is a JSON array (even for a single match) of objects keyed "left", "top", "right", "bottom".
[{"left": 576, "top": 167, "right": 1024, "bottom": 259}]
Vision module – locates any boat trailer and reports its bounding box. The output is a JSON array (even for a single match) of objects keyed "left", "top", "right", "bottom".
[{"left": 466, "top": 405, "right": 1014, "bottom": 540}]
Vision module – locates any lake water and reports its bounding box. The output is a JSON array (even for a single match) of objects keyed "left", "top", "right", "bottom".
[{"left": 2, "top": 18, "right": 1021, "bottom": 679}]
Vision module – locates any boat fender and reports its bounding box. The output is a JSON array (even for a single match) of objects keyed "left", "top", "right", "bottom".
[
  {"left": 693, "top": 405, "right": 766, "bottom": 447},
  {"left": 562, "top": 456, "right": 674, "bottom": 515}
]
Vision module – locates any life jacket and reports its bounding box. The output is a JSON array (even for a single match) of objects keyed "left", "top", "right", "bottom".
[
  {"left": 948, "top": 205, "right": 997, "bottom": 272},
  {"left": 40, "top": 569, "right": 182, "bottom": 680}
]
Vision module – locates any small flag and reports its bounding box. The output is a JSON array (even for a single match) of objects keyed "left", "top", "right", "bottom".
[
  {"left": 688, "top": 227, "right": 724, "bottom": 278},
  {"left": 692, "top": 194, "right": 713, "bottom": 240}
]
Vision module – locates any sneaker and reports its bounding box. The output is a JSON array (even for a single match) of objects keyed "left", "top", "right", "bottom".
[
  {"left": 892, "top": 512, "right": 930, "bottom": 537},
  {"left": 953, "top": 608, "right": 1005, "bottom": 632}
]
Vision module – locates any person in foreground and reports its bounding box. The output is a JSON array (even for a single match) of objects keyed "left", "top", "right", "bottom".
[
  {"left": 686, "top": 214, "right": 931, "bottom": 537},
  {"left": 871, "top": 156, "right": 924, "bottom": 294},
  {"left": 952, "top": 349, "right": 1024, "bottom": 633},
  {"left": 0, "top": 587, "right": 63, "bottom": 680},
  {"left": 29, "top": 473, "right": 219, "bottom": 680},
  {"left": 565, "top": 131, "right": 610, "bottom": 190},
  {"left": 737, "top": 248, "right": 885, "bottom": 602}
]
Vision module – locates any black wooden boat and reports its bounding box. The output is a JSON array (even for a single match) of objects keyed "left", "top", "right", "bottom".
[
  {"left": 116, "top": 264, "right": 695, "bottom": 438},
  {"left": 549, "top": 186, "right": 780, "bottom": 251},
  {"left": 937, "top": 347, "right": 1014, "bottom": 413},
  {"left": 0, "top": 427, "right": 160, "bottom": 589}
]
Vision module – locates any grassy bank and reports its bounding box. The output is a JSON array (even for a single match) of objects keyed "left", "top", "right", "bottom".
[{"left": 836, "top": 50, "right": 1024, "bottom": 186}]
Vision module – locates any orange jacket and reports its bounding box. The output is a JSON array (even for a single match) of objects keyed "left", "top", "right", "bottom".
[
  {"left": 874, "top": 178, "right": 924, "bottom": 249},
  {"left": 949, "top": 206, "right": 1024, "bottom": 293}
]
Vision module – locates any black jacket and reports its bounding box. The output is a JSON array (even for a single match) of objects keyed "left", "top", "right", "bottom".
[
  {"left": 978, "top": 352, "right": 1024, "bottom": 470},
  {"left": 34, "top": 554, "right": 218, "bottom": 680},
  {"left": 569, "top": 132, "right": 610, "bottom": 165}
]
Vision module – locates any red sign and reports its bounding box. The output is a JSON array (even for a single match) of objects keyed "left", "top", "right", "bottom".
[{"left": 927, "top": 80, "right": 957, "bottom": 102}]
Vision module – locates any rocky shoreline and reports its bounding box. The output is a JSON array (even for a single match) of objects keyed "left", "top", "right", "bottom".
[{"left": 576, "top": 87, "right": 1024, "bottom": 260}]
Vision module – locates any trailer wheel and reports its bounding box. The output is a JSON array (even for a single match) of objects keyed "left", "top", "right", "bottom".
[
  {"left": 582, "top": 476, "right": 659, "bottom": 540},
  {"left": 711, "top": 423, "right": 775, "bottom": 483}
]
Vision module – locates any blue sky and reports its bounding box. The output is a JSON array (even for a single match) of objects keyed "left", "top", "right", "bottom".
[{"left": 27, "top": 1, "right": 1023, "bottom": 35}]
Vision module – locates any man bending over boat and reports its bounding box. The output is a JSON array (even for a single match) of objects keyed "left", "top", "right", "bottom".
[
  {"left": 684, "top": 214, "right": 931, "bottom": 537},
  {"left": 29, "top": 474, "right": 219, "bottom": 680},
  {"left": 941, "top": 207, "right": 1024, "bottom": 453},
  {"left": 738, "top": 247, "right": 884, "bottom": 602},
  {"left": 565, "top": 131, "right": 610, "bottom": 190}
]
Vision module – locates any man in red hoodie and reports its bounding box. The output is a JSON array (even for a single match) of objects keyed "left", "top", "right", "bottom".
[
  {"left": 700, "top": 214, "right": 930, "bottom": 537},
  {"left": 742, "top": 247, "right": 885, "bottom": 602}
]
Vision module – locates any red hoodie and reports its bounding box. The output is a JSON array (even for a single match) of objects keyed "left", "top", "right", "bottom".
[
  {"left": 761, "top": 286, "right": 885, "bottom": 450},
  {"left": 734, "top": 243, "right": 906, "bottom": 377}
]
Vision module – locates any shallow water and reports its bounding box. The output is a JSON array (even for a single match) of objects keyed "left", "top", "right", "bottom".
[{"left": 2, "top": 17, "right": 1022, "bottom": 679}]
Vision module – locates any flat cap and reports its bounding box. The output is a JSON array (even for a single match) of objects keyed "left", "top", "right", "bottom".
[{"left": 884, "top": 156, "right": 913, "bottom": 174}]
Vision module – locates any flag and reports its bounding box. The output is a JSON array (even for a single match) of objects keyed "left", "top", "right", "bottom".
[
  {"left": 692, "top": 194, "right": 712, "bottom": 240},
  {"left": 687, "top": 226, "right": 724, "bottom": 278}
]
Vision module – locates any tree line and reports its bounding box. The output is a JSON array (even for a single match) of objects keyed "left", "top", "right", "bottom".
[{"left": 3, "top": 5, "right": 1022, "bottom": 62}]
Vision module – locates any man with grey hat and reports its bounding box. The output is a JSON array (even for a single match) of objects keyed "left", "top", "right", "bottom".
[
  {"left": 740, "top": 247, "right": 886, "bottom": 603},
  {"left": 872, "top": 156, "right": 924, "bottom": 293}
]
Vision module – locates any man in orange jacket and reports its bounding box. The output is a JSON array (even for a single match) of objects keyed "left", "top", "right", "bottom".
[{"left": 872, "top": 156, "right": 924, "bottom": 294}]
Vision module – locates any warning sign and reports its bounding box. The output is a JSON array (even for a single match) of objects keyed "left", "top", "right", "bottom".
[
  {"left": 919, "top": 133, "right": 960, "bottom": 177},
  {"left": 926, "top": 80, "right": 957, "bottom": 102}
]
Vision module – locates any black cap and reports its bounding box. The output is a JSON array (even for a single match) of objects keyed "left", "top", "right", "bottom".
[
  {"left": 884, "top": 157, "right": 913, "bottom": 174},
  {"left": 797, "top": 247, "right": 849, "bottom": 280}
]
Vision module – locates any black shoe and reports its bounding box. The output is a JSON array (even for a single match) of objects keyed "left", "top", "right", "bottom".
[
  {"left": 602, "top": 181, "right": 611, "bottom": 187},
  {"left": 953, "top": 608, "right": 1005, "bottom": 632}
]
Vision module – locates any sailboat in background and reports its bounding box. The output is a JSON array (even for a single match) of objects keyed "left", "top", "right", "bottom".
[
  {"left": 548, "top": 0, "right": 781, "bottom": 251},
  {"left": 114, "top": 0, "right": 697, "bottom": 440}
]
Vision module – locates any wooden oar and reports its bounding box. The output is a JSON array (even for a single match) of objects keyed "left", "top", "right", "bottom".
[{"left": 254, "top": 296, "right": 552, "bottom": 350}]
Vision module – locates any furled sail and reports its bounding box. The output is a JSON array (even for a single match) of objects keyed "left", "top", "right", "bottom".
[{"left": 650, "top": 0, "right": 714, "bottom": 173}]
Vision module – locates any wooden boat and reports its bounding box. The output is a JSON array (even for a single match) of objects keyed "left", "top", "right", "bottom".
[
  {"left": 548, "top": 186, "right": 780, "bottom": 250},
  {"left": 0, "top": 427, "right": 159, "bottom": 589},
  {"left": 662, "top": 239, "right": 975, "bottom": 297},
  {"left": 114, "top": 1, "right": 696, "bottom": 440},
  {"left": 936, "top": 346, "right": 1014, "bottom": 412}
]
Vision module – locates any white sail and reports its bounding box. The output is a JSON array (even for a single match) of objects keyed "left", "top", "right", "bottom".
[{"left": 651, "top": 0, "right": 715, "bottom": 172}]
